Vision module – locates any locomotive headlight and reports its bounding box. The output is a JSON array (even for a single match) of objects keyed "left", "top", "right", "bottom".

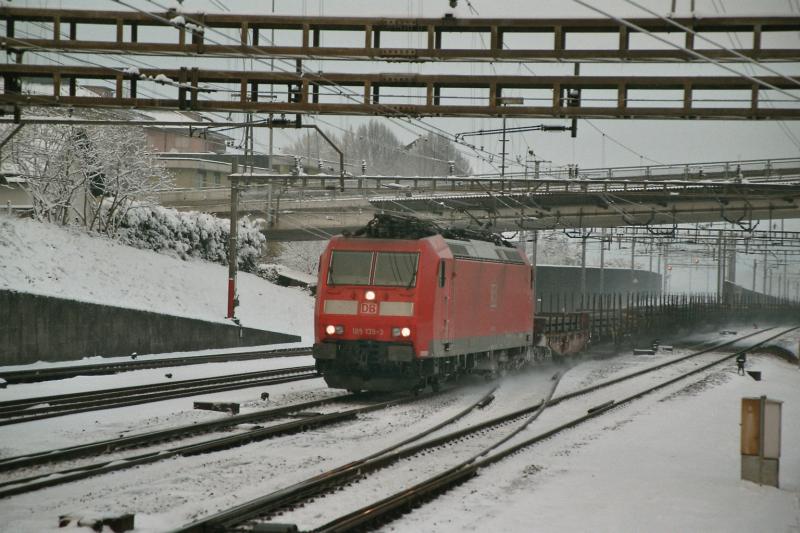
[
  {"left": 365, "top": 290, "right": 376, "bottom": 301},
  {"left": 401, "top": 327, "right": 412, "bottom": 337},
  {"left": 325, "top": 324, "right": 336, "bottom": 335},
  {"left": 335, "top": 325, "right": 345, "bottom": 335},
  {"left": 392, "top": 327, "right": 401, "bottom": 337}
]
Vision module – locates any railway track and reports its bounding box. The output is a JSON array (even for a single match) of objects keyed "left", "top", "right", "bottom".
[
  {"left": 0, "top": 365, "right": 319, "bottom": 426},
  {"left": 0, "top": 346, "right": 312, "bottom": 384},
  {"left": 172, "top": 327, "right": 783, "bottom": 533},
  {"left": 0, "top": 387, "right": 497, "bottom": 499},
  {"left": 310, "top": 326, "right": 799, "bottom": 532}
]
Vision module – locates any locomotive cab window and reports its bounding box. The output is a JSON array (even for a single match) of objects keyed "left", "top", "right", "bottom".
[
  {"left": 373, "top": 252, "right": 419, "bottom": 287},
  {"left": 328, "top": 251, "right": 373, "bottom": 285}
]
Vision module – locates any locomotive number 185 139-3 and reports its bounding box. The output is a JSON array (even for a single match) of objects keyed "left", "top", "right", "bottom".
[{"left": 352, "top": 327, "right": 384, "bottom": 336}]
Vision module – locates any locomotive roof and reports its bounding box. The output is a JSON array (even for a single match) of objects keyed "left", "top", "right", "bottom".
[{"left": 345, "top": 213, "right": 516, "bottom": 248}]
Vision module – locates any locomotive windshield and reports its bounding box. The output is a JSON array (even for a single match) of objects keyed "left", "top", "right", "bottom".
[
  {"left": 328, "top": 251, "right": 372, "bottom": 285},
  {"left": 374, "top": 252, "right": 418, "bottom": 287},
  {"left": 327, "top": 250, "right": 419, "bottom": 287}
]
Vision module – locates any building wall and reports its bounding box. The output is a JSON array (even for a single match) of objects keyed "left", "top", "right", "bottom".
[
  {"left": 0, "top": 290, "right": 300, "bottom": 365},
  {"left": 0, "top": 183, "right": 31, "bottom": 208},
  {"left": 158, "top": 153, "right": 301, "bottom": 176},
  {"left": 167, "top": 166, "right": 229, "bottom": 189},
  {"left": 145, "top": 129, "right": 226, "bottom": 154}
]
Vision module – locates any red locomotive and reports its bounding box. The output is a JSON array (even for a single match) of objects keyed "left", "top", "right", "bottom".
[{"left": 313, "top": 214, "right": 565, "bottom": 392}]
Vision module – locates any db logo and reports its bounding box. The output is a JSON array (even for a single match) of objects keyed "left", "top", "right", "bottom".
[{"left": 360, "top": 302, "right": 378, "bottom": 314}]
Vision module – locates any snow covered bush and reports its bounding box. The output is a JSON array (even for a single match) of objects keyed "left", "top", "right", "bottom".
[
  {"left": 115, "top": 204, "right": 265, "bottom": 272},
  {"left": 7, "top": 120, "right": 172, "bottom": 232}
]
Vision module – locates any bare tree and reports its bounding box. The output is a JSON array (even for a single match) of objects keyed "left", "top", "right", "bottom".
[
  {"left": 537, "top": 231, "right": 582, "bottom": 265},
  {"left": 288, "top": 119, "right": 472, "bottom": 177},
  {"left": 7, "top": 120, "right": 173, "bottom": 234}
]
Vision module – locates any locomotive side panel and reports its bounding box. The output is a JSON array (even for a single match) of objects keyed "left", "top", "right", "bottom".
[{"left": 438, "top": 256, "right": 533, "bottom": 357}]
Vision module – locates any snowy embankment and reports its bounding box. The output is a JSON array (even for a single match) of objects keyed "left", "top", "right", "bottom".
[
  {"left": 394, "top": 352, "right": 800, "bottom": 533},
  {"left": 0, "top": 215, "right": 315, "bottom": 361}
]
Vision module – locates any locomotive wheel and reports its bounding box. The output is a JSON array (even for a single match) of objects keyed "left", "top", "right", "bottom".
[{"left": 430, "top": 379, "right": 440, "bottom": 393}]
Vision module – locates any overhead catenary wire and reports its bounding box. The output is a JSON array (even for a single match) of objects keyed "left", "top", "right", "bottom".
[
  {"left": 9, "top": 19, "right": 474, "bottom": 171},
  {"left": 571, "top": 0, "right": 800, "bottom": 103},
  {"left": 464, "top": 0, "right": 664, "bottom": 169},
  {"left": 624, "top": 0, "right": 800, "bottom": 89},
  {"left": 113, "top": 0, "right": 518, "bottom": 173},
  {"left": 6, "top": 2, "right": 509, "bottom": 174},
  {"left": 582, "top": 119, "right": 665, "bottom": 165},
  {"left": 708, "top": 0, "right": 800, "bottom": 151},
  {"left": 11, "top": 3, "right": 796, "bottom": 265}
]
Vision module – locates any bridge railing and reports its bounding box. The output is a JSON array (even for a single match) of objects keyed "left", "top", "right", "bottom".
[{"left": 501, "top": 157, "right": 800, "bottom": 183}]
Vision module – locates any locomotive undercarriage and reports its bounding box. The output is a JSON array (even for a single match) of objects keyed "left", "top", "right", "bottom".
[{"left": 313, "top": 340, "right": 553, "bottom": 392}]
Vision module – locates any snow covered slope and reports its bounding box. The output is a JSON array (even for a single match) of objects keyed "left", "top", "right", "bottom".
[{"left": 0, "top": 215, "right": 314, "bottom": 344}]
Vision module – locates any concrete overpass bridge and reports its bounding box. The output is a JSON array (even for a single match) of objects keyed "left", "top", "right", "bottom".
[{"left": 156, "top": 157, "right": 800, "bottom": 241}]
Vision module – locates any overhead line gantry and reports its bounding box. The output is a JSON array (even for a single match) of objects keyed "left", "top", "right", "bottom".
[
  {"left": 2, "top": 8, "right": 799, "bottom": 62},
  {"left": 2, "top": 8, "right": 800, "bottom": 120}
]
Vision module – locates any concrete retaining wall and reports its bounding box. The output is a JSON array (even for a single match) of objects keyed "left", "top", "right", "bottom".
[{"left": 0, "top": 290, "right": 300, "bottom": 365}]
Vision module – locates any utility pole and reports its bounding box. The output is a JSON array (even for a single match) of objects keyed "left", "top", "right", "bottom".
[
  {"left": 716, "top": 237, "right": 724, "bottom": 298},
  {"left": 227, "top": 172, "right": 240, "bottom": 321},
  {"left": 267, "top": 0, "right": 275, "bottom": 226},
  {"left": 783, "top": 251, "right": 788, "bottom": 299},
  {"left": 531, "top": 230, "right": 539, "bottom": 312},
  {"left": 580, "top": 235, "right": 587, "bottom": 306},
  {"left": 500, "top": 114, "right": 508, "bottom": 179},
  {"left": 599, "top": 230, "right": 606, "bottom": 295},
  {"left": 524, "top": 150, "right": 533, "bottom": 180}
]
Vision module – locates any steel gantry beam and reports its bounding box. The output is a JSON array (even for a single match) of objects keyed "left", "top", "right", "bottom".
[
  {"left": 2, "top": 7, "right": 800, "bottom": 62},
  {"left": 3, "top": 64, "right": 800, "bottom": 119},
  {"left": 368, "top": 181, "right": 800, "bottom": 233}
]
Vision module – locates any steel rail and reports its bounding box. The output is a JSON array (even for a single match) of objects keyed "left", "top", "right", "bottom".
[
  {"left": 0, "top": 395, "right": 421, "bottom": 500},
  {"left": 172, "top": 386, "right": 499, "bottom": 533},
  {"left": 172, "top": 329, "right": 770, "bottom": 533},
  {"left": 0, "top": 346, "right": 312, "bottom": 384},
  {"left": 0, "top": 365, "right": 317, "bottom": 413},
  {"left": 0, "top": 393, "right": 365, "bottom": 472},
  {"left": 314, "top": 326, "right": 798, "bottom": 532},
  {"left": 0, "top": 367, "right": 320, "bottom": 426}
]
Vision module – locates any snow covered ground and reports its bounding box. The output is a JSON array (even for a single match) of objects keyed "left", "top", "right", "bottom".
[
  {"left": 0, "top": 344, "right": 797, "bottom": 532},
  {"left": 0, "top": 216, "right": 798, "bottom": 532},
  {"left": 396, "top": 352, "right": 800, "bottom": 533},
  {"left": 0, "top": 214, "right": 315, "bottom": 356}
]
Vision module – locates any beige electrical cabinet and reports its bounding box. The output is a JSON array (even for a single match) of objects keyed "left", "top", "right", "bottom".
[{"left": 741, "top": 396, "right": 782, "bottom": 487}]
